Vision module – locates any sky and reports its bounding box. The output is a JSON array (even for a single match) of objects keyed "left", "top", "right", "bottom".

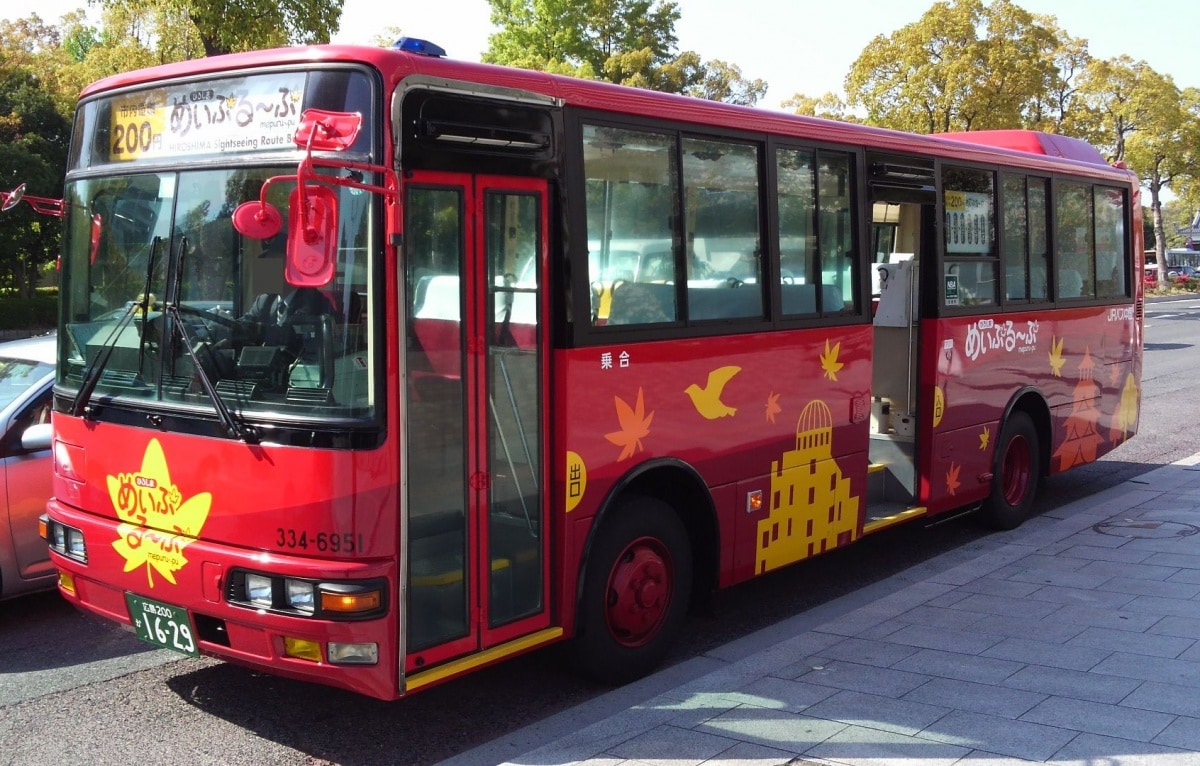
[{"left": 5, "top": 0, "right": 1199, "bottom": 111}]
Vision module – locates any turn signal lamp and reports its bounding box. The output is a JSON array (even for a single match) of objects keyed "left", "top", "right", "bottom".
[
  {"left": 746, "top": 489, "right": 763, "bottom": 513},
  {"left": 283, "top": 637, "right": 322, "bottom": 662},
  {"left": 58, "top": 571, "right": 76, "bottom": 594},
  {"left": 319, "top": 584, "right": 382, "bottom": 614}
]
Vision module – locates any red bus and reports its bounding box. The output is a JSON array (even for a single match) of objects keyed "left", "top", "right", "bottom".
[{"left": 42, "top": 39, "right": 1143, "bottom": 701}]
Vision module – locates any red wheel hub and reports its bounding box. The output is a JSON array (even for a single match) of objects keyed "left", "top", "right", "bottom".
[
  {"left": 1001, "top": 433, "right": 1031, "bottom": 506},
  {"left": 604, "top": 537, "right": 673, "bottom": 647}
]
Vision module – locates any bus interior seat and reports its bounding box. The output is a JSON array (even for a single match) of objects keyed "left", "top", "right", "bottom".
[
  {"left": 780, "top": 284, "right": 844, "bottom": 315},
  {"left": 412, "top": 275, "right": 463, "bottom": 379},
  {"left": 1029, "top": 266, "right": 1047, "bottom": 298},
  {"left": 1058, "top": 269, "right": 1083, "bottom": 298},
  {"left": 606, "top": 281, "right": 674, "bottom": 324},
  {"left": 606, "top": 280, "right": 846, "bottom": 324}
]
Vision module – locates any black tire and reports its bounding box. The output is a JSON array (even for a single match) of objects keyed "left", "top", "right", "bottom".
[
  {"left": 979, "top": 411, "right": 1040, "bottom": 530},
  {"left": 573, "top": 495, "right": 692, "bottom": 685}
]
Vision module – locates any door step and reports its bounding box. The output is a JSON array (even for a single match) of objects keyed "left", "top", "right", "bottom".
[{"left": 862, "top": 503, "right": 928, "bottom": 535}]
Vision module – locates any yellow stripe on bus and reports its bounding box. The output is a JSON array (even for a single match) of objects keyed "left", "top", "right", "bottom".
[
  {"left": 861, "top": 506, "right": 928, "bottom": 535},
  {"left": 404, "top": 627, "right": 564, "bottom": 692}
]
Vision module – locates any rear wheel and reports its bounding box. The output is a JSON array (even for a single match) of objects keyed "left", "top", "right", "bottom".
[
  {"left": 980, "top": 411, "right": 1040, "bottom": 530},
  {"left": 574, "top": 495, "right": 692, "bottom": 684}
]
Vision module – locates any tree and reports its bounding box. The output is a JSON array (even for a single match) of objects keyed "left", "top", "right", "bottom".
[
  {"left": 95, "top": 0, "right": 342, "bottom": 58},
  {"left": 780, "top": 92, "right": 855, "bottom": 122},
  {"left": 0, "top": 67, "right": 71, "bottom": 296},
  {"left": 483, "top": 0, "right": 767, "bottom": 105},
  {"left": 1079, "top": 57, "right": 1193, "bottom": 281},
  {"left": 843, "top": 0, "right": 1065, "bottom": 133}
]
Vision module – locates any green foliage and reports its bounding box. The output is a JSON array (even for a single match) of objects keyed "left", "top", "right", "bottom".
[
  {"left": 483, "top": 0, "right": 766, "bottom": 104},
  {"left": 0, "top": 66, "right": 71, "bottom": 298},
  {"left": 844, "top": 0, "right": 1065, "bottom": 133},
  {"left": 96, "top": 0, "right": 343, "bottom": 57},
  {"left": 0, "top": 290, "right": 57, "bottom": 330}
]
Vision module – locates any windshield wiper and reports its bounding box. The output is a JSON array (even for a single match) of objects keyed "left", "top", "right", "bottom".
[
  {"left": 72, "top": 236, "right": 166, "bottom": 417},
  {"left": 163, "top": 236, "right": 256, "bottom": 443},
  {"left": 137, "top": 236, "right": 162, "bottom": 377},
  {"left": 70, "top": 304, "right": 139, "bottom": 418}
]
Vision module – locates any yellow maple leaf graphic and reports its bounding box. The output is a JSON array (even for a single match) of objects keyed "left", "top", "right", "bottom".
[
  {"left": 946, "top": 463, "right": 961, "bottom": 496},
  {"left": 765, "top": 391, "right": 781, "bottom": 424},
  {"left": 107, "top": 439, "right": 212, "bottom": 587},
  {"left": 1048, "top": 336, "right": 1065, "bottom": 377},
  {"left": 979, "top": 426, "right": 990, "bottom": 451},
  {"left": 605, "top": 387, "right": 654, "bottom": 462},
  {"left": 820, "top": 339, "right": 844, "bottom": 381}
]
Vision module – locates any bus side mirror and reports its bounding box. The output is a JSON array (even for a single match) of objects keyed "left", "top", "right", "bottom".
[
  {"left": 286, "top": 184, "right": 337, "bottom": 286},
  {"left": 1, "top": 183, "right": 25, "bottom": 211},
  {"left": 233, "top": 108, "right": 391, "bottom": 288}
]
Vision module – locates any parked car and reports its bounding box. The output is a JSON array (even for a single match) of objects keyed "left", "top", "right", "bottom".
[
  {"left": 1144, "top": 265, "right": 1159, "bottom": 287},
  {"left": 1166, "top": 264, "right": 1200, "bottom": 282},
  {"left": 0, "top": 333, "right": 56, "bottom": 600}
]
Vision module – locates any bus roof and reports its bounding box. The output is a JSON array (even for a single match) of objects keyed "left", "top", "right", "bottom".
[
  {"left": 81, "top": 43, "right": 1134, "bottom": 183},
  {"left": 934, "top": 130, "right": 1111, "bottom": 166}
]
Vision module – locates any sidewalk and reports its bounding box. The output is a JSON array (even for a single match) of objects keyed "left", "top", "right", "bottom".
[{"left": 447, "top": 453, "right": 1200, "bottom": 766}]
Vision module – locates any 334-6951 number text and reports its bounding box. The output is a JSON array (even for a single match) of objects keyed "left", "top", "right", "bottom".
[{"left": 276, "top": 528, "right": 364, "bottom": 554}]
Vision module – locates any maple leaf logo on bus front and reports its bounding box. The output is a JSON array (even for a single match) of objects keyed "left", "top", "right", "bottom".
[{"left": 107, "top": 438, "right": 212, "bottom": 588}]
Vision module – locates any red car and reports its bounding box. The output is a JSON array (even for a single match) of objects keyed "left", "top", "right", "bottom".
[{"left": 0, "top": 333, "right": 56, "bottom": 600}]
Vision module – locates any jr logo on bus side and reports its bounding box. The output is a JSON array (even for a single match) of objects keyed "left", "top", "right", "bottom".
[{"left": 107, "top": 438, "right": 212, "bottom": 588}]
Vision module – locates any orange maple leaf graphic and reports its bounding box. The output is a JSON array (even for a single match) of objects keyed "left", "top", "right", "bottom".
[
  {"left": 605, "top": 387, "right": 654, "bottom": 462},
  {"left": 820, "top": 339, "right": 844, "bottom": 381},
  {"left": 1048, "top": 336, "right": 1065, "bottom": 377},
  {"left": 107, "top": 438, "right": 212, "bottom": 588},
  {"left": 765, "top": 391, "right": 781, "bottom": 423},
  {"left": 945, "top": 463, "right": 961, "bottom": 496}
]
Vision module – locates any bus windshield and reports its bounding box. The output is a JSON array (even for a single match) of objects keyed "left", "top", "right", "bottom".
[{"left": 57, "top": 166, "right": 375, "bottom": 424}]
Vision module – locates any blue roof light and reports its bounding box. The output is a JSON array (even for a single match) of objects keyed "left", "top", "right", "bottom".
[{"left": 393, "top": 37, "right": 447, "bottom": 57}]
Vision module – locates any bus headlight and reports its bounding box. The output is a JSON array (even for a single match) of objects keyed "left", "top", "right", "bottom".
[
  {"left": 67, "top": 528, "right": 87, "bottom": 559},
  {"left": 285, "top": 579, "right": 316, "bottom": 613},
  {"left": 43, "top": 518, "right": 87, "bottom": 564},
  {"left": 245, "top": 573, "right": 274, "bottom": 607},
  {"left": 227, "top": 569, "right": 387, "bottom": 620}
]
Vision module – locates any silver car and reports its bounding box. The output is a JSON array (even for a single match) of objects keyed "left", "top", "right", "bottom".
[{"left": 0, "top": 333, "right": 56, "bottom": 600}]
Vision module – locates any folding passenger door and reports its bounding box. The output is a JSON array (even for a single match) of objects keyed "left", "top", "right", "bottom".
[{"left": 401, "top": 171, "right": 550, "bottom": 674}]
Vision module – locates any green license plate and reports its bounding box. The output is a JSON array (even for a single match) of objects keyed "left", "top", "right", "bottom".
[{"left": 125, "top": 593, "right": 199, "bottom": 657}]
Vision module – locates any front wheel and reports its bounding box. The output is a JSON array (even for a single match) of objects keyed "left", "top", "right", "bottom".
[
  {"left": 573, "top": 495, "right": 692, "bottom": 685},
  {"left": 979, "top": 411, "right": 1040, "bottom": 530}
]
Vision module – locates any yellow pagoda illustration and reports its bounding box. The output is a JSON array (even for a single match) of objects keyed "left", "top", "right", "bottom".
[{"left": 756, "top": 400, "right": 859, "bottom": 575}]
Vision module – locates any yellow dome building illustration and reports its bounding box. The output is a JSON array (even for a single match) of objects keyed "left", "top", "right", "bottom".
[{"left": 756, "top": 400, "right": 860, "bottom": 574}]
